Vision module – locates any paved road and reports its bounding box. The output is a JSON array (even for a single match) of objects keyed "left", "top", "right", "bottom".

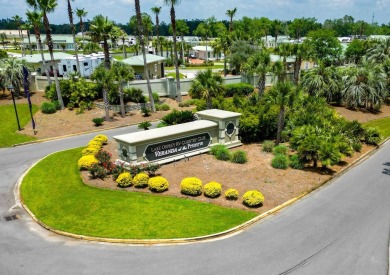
[{"left": 1, "top": 127, "right": 389, "bottom": 275}]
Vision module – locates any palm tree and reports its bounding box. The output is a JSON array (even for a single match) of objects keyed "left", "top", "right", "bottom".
[
  {"left": 265, "top": 81, "right": 297, "bottom": 145},
  {"left": 366, "top": 38, "right": 390, "bottom": 63},
  {"left": 111, "top": 62, "right": 135, "bottom": 117},
  {"left": 26, "top": 9, "right": 51, "bottom": 84},
  {"left": 151, "top": 6, "right": 161, "bottom": 56},
  {"left": 189, "top": 68, "right": 224, "bottom": 109},
  {"left": 89, "top": 15, "right": 113, "bottom": 69},
  {"left": 66, "top": 0, "right": 80, "bottom": 73},
  {"left": 275, "top": 43, "right": 293, "bottom": 82},
  {"left": 75, "top": 8, "right": 87, "bottom": 43},
  {"left": 26, "top": 0, "right": 64, "bottom": 109},
  {"left": 176, "top": 19, "right": 189, "bottom": 64},
  {"left": 21, "top": 22, "right": 33, "bottom": 55},
  {"left": 290, "top": 43, "right": 308, "bottom": 84},
  {"left": 118, "top": 28, "right": 128, "bottom": 58},
  {"left": 91, "top": 64, "right": 113, "bottom": 121},
  {"left": 226, "top": 7, "right": 237, "bottom": 32},
  {"left": 0, "top": 57, "right": 28, "bottom": 96},
  {"left": 12, "top": 15, "right": 25, "bottom": 57},
  {"left": 134, "top": 0, "right": 156, "bottom": 112},
  {"left": 243, "top": 50, "right": 273, "bottom": 96},
  {"left": 211, "top": 32, "right": 230, "bottom": 76},
  {"left": 301, "top": 62, "right": 342, "bottom": 103},
  {"left": 342, "top": 60, "right": 387, "bottom": 110},
  {"left": 273, "top": 19, "right": 282, "bottom": 48},
  {"left": 164, "top": 0, "right": 182, "bottom": 103}
]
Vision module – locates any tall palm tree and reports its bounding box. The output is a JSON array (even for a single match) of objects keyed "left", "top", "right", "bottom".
[
  {"left": 265, "top": 81, "right": 297, "bottom": 145},
  {"left": 12, "top": 15, "right": 25, "bottom": 57},
  {"left": 225, "top": 7, "right": 237, "bottom": 32},
  {"left": 91, "top": 64, "right": 113, "bottom": 121},
  {"left": 290, "top": 43, "right": 308, "bottom": 84},
  {"left": 89, "top": 15, "right": 113, "bottom": 69},
  {"left": 366, "top": 38, "right": 390, "bottom": 63},
  {"left": 75, "top": 8, "right": 87, "bottom": 42},
  {"left": 66, "top": 0, "right": 80, "bottom": 73},
  {"left": 0, "top": 57, "right": 29, "bottom": 96},
  {"left": 276, "top": 43, "right": 293, "bottom": 82},
  {"left": 189, "top": 68, "right": 224, "bottom": 109},
  {"left": 21, "top": 21, "right": 33, "bottom": 55},
  {"left": 111, "top": 62, "right": 134, "bottom": 117},
  {"left": 164, "top": 0, "right": 182, "bottom": 103},
  {"left": 118, "top": 28, "right": 128, "bottom": 58},
  {"left": 134, "top": 0, "right": 156, "bottom": 112},
  {"left": 151, "top": 6, "right": 161, "bottom": 56},
  {"left": 243, "top": 50, "right": 273, "bottom": 97},
  {"left": 211, "top": 32, "right": 230, "bottom": 76},
  {"left": 26, "top": 9, "right": 51, "bottom": 84},
  {"left": 273, "top": 19, "right": 282, "bottom": 48},
  {"left": 301, "top": 61, "right": 342, "bottom": 103},
  {"left": 26, "top": 0, "right": 64, "bottom": 109}
]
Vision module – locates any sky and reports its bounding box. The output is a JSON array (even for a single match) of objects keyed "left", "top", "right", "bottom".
[{"left": 2, "top": 0, "right": 389, "bottom": 25}]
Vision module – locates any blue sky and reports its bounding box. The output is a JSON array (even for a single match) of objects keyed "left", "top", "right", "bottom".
[{"left": 2, "top": 0, "right": 389, "bottom": 25}]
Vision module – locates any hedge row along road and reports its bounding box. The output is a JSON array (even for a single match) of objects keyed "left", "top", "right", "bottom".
[{"left": 0, "top": 123, "right": 389, "bottom": 274}]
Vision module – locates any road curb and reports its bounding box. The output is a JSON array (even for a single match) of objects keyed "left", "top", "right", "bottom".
[{"left": 17, "top": 138, "right": 389, "bottom": 246}]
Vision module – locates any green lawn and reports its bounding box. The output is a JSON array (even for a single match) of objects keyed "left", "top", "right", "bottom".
[
  {"left": 0, "top": 104, "right": 38, "bottom": 147},
  {"left": 21, "top": 148, "right": 256, "bottom": 239},
  {"left": 166, "top": 65, "right": 225, "bottom": 70},
  {"left": 364, "top": 117, "right": 390, "bottom": 142}
]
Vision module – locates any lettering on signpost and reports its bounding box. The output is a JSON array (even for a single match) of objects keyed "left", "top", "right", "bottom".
[{"left": 144, "top": 133, "right": 211, "bottom": 161}]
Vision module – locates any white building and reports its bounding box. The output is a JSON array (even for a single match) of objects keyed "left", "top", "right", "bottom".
[
  {"left": 192, "top": 45, "right": 223, "bottom": 61},
  {"left": 58, "top": 53, "right": 107, "bottom": 78}
]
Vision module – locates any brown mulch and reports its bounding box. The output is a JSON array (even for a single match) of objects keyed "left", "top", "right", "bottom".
[{"left": 81, "top": 141, "right": 374, "bottom": 213}]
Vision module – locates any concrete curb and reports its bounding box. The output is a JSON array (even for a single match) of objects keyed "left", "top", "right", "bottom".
[{"left": 17, "top": 138, "right": 390, "bottom": 246}]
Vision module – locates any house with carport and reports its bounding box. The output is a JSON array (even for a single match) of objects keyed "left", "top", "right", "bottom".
[{"left": 120, "top": 54, "right": 166, "bottom": 79}]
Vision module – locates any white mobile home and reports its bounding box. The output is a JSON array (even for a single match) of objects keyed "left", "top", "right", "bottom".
[{"left": 58, "top": 53, "right": 107, "bottom": 78}]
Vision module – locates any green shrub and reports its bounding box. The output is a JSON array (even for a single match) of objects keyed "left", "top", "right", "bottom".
[
  {"left": 231, "top": 150, "right": 248, "bottom": 164},
  {"left": 352, "top": 141, "right": 362, "bottom": 152},
  {"left": 161, "top": 109, "right": 196, "bottom": 125},
  {"left": 95, "top": 149, "right": 112, "bottom": 166},
  {"left": 180, "top": 177, "right": 203, "bottom": 196},
  {"left": 148, "top": 176, "right": 169, "bottom": 193},
  {"left": 93, "top": 134, "right": 108, "bottom": 144},
  {"left": 273, "top": 145, "right": 288, "bottom": 155},
  {"left": 289, "top": 154, "right": 304, "bottom": 169},
  {"left": 92, "top": 117, "right": 104, "bottom": 126},
  {"left": 111, "top": 165, "right": 126, "bottom": 181},
  {"left": 132, "top": 172, "right": 149, "bottom": 188},
  {"left": 88, "top": 163, "right": 108, "bottom": 179},
  {"left": 215, "top": 147, "right": 231, "bottom": 161},
  {"left": 141, "top": 107, "right": 151, "bottom": 117},
  {"left": 116, "top": 172, "right": 132, "bottom": 188},
  {"left": 41, "top": 102, "right": 57, "bottom": 114},
  {"left": 152, "top": 92, "right": 160, "bottom": 103},
  {"left": 363, "top": 127, "right": 381, "bottom": 145},
  {"left": 157, "top": 122, "right": 168, "bottom": 128},
  {"left": 138, "top": 121, "right": 152, "bottom": 130},
  {"left": 224, "top": 83, "right": 254, "bottom": 97},
  {"left": 225, "top": 188, "right": 239, "bottom": 200},
  {"left": 78, "top": 155, "right": 99, "bottom": 170},
  {"left": 81, "top": 147, "right": 99, "bottom": 156},
  {"left": 209, "top": 144, "right": 226, "bottom": 155},
  {"left": 204, "top": 181, "right": 222, "bottom": 198},
  {"left": 178, "top": 99, "right": 196, "bottom": 107},
  {"left": 155, "top": 103, "right": 170, "bottom": 111},
  {"left": 242, "top": 190, "right": 264, "bottom": 207},
  {"left": 262, "top": 140, "right": 275, "bottom": 153},
  {"left": 124, "top": 88, "right": 146, "bottom": 103},
  {"left": 271, "top": 154, "right": 289, "bottom": 169}
]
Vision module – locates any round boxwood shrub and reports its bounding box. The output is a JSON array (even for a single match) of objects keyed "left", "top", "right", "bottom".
[
  {"left": 352, "top": 141, "right": 362, "bottom": 152},
  {"left": 242, "top": 190, "right": 264, "bottom": 207},
  {"left": 225, "top": 188, "right": 239, "bottom": 200},
  {"left": 92, "top": 117, "right": 104, "bottom": 127},
  {"left": 271, "top": 154, "right": 289, "bottom": 169},
  {"left": 231, "top": 150, "right": 248, "bottom": 164},
  {"left": 81, "top": 147, "right": 99, "bottom": 156},
  {"left": 93, "top": 134, "right": 108, "bottom": 144},
  {"left": 289, "top": 154, "right": 304, "bottom": 169},
  {"left": 262, "top": 140, "right": 275, "bottom": 153},
  {"left": 132, "top": 172, "right": 150, "bottom": 188},
  {"left": 148, "top": 176, "right": 169, "bottom": 193},
  {"left": 273, "top": 144, "right": 288, "bottom": 155},
  {"left": 41, "top": 102, "right": 57, "bottom": 114},
  {"left": 116, "top": 172, "right": 132, "bottom": 188},
  {"left": 180, "top": 177, "right": 203, "bottom": 196},
  {"left": 78, "top": 155, "right": 99, "bottom": 170},
  {"left": 204, "top": 181, "right": 222, "bottom": 198}
]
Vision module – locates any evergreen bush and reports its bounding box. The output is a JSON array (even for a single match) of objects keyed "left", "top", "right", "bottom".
[
  {"left": 231, "top": 150, "right": 248, "bottom": 164},
  {"left": 273, "top": 145, "right": 288, "bottom": 155},
  {"left": 92, "top": 117, "right": 104, "bottom": 126},
  {"left": 271, "top": 154, "right": 289, "bottom": 169},
  {"left": 41, "top": 102, "right": 57, "bottom": 114},
  {"left": 204, "top": 181, "right": 222, "bottom": 198},
  {"left": 289, "top": 154, "right": 304, "bottom": 169},
  {"left": 262, "top": 140, "right": 275, "bottom": 153},
  {"left": 225, "top": 189, "right": 239, "bottom": 200},
  {"left": 180, "top": 177, "right": 203, "bottom": 196},
  {"left": 116, "top": 172, "right": 132, "bottom": 188},
  {"left": 132, "top": 172, "right": 149, "bottom": 188},
  {"left": 148, "top": 176, "right": 169, "bottom": 193},
  {"left": 242, "top": 190, "right": 264, "bottom": 207}
]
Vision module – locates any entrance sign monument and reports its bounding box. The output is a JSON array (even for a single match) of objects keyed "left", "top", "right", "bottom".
[{"left": 114, "top": 109, "right": 242, "bottom": 165}]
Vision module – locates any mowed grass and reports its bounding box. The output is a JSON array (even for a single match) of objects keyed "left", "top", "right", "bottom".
[
  {"left": 0, "top": 104, "right": 38, "bottom": 147},
  {"left": 364, "top": 117, "right": 390, "bottom": 142},
  {"left": 21, "top": 148, "right": 256, "bottom": 239}
]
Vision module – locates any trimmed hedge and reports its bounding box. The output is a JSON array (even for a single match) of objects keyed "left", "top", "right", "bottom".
[
  {"left": 148, "top": 176, "right": 169, "bottom": 193},
  {"left": 132, "top": 173, "right": 150, "bottom": 188},
  {"left": 78, "top": 155, "right": 99, "bottom": 170},
  {"left": 204, "top": 181, "right": 222, "bottom": 198},
  {"left": 180, "top": 177, "right": 203, "bottom": 196},
  {"left": 242, "top": 190, "right": 264, "bottom": 207},
  {"left": 225, "top": 189, "right": 239, "bottom": 200},
  {"left": 88, "top": 140, "right": 103, "bottom": 150},
  {"left": 116, "top": 172, "right": 133, "bottom": 187},
  {"left": 81, "top": 147, "right": 99, "bottom": 156},
  {"left": 41, "top": 102, "right": 57, "bottom": 114}
]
